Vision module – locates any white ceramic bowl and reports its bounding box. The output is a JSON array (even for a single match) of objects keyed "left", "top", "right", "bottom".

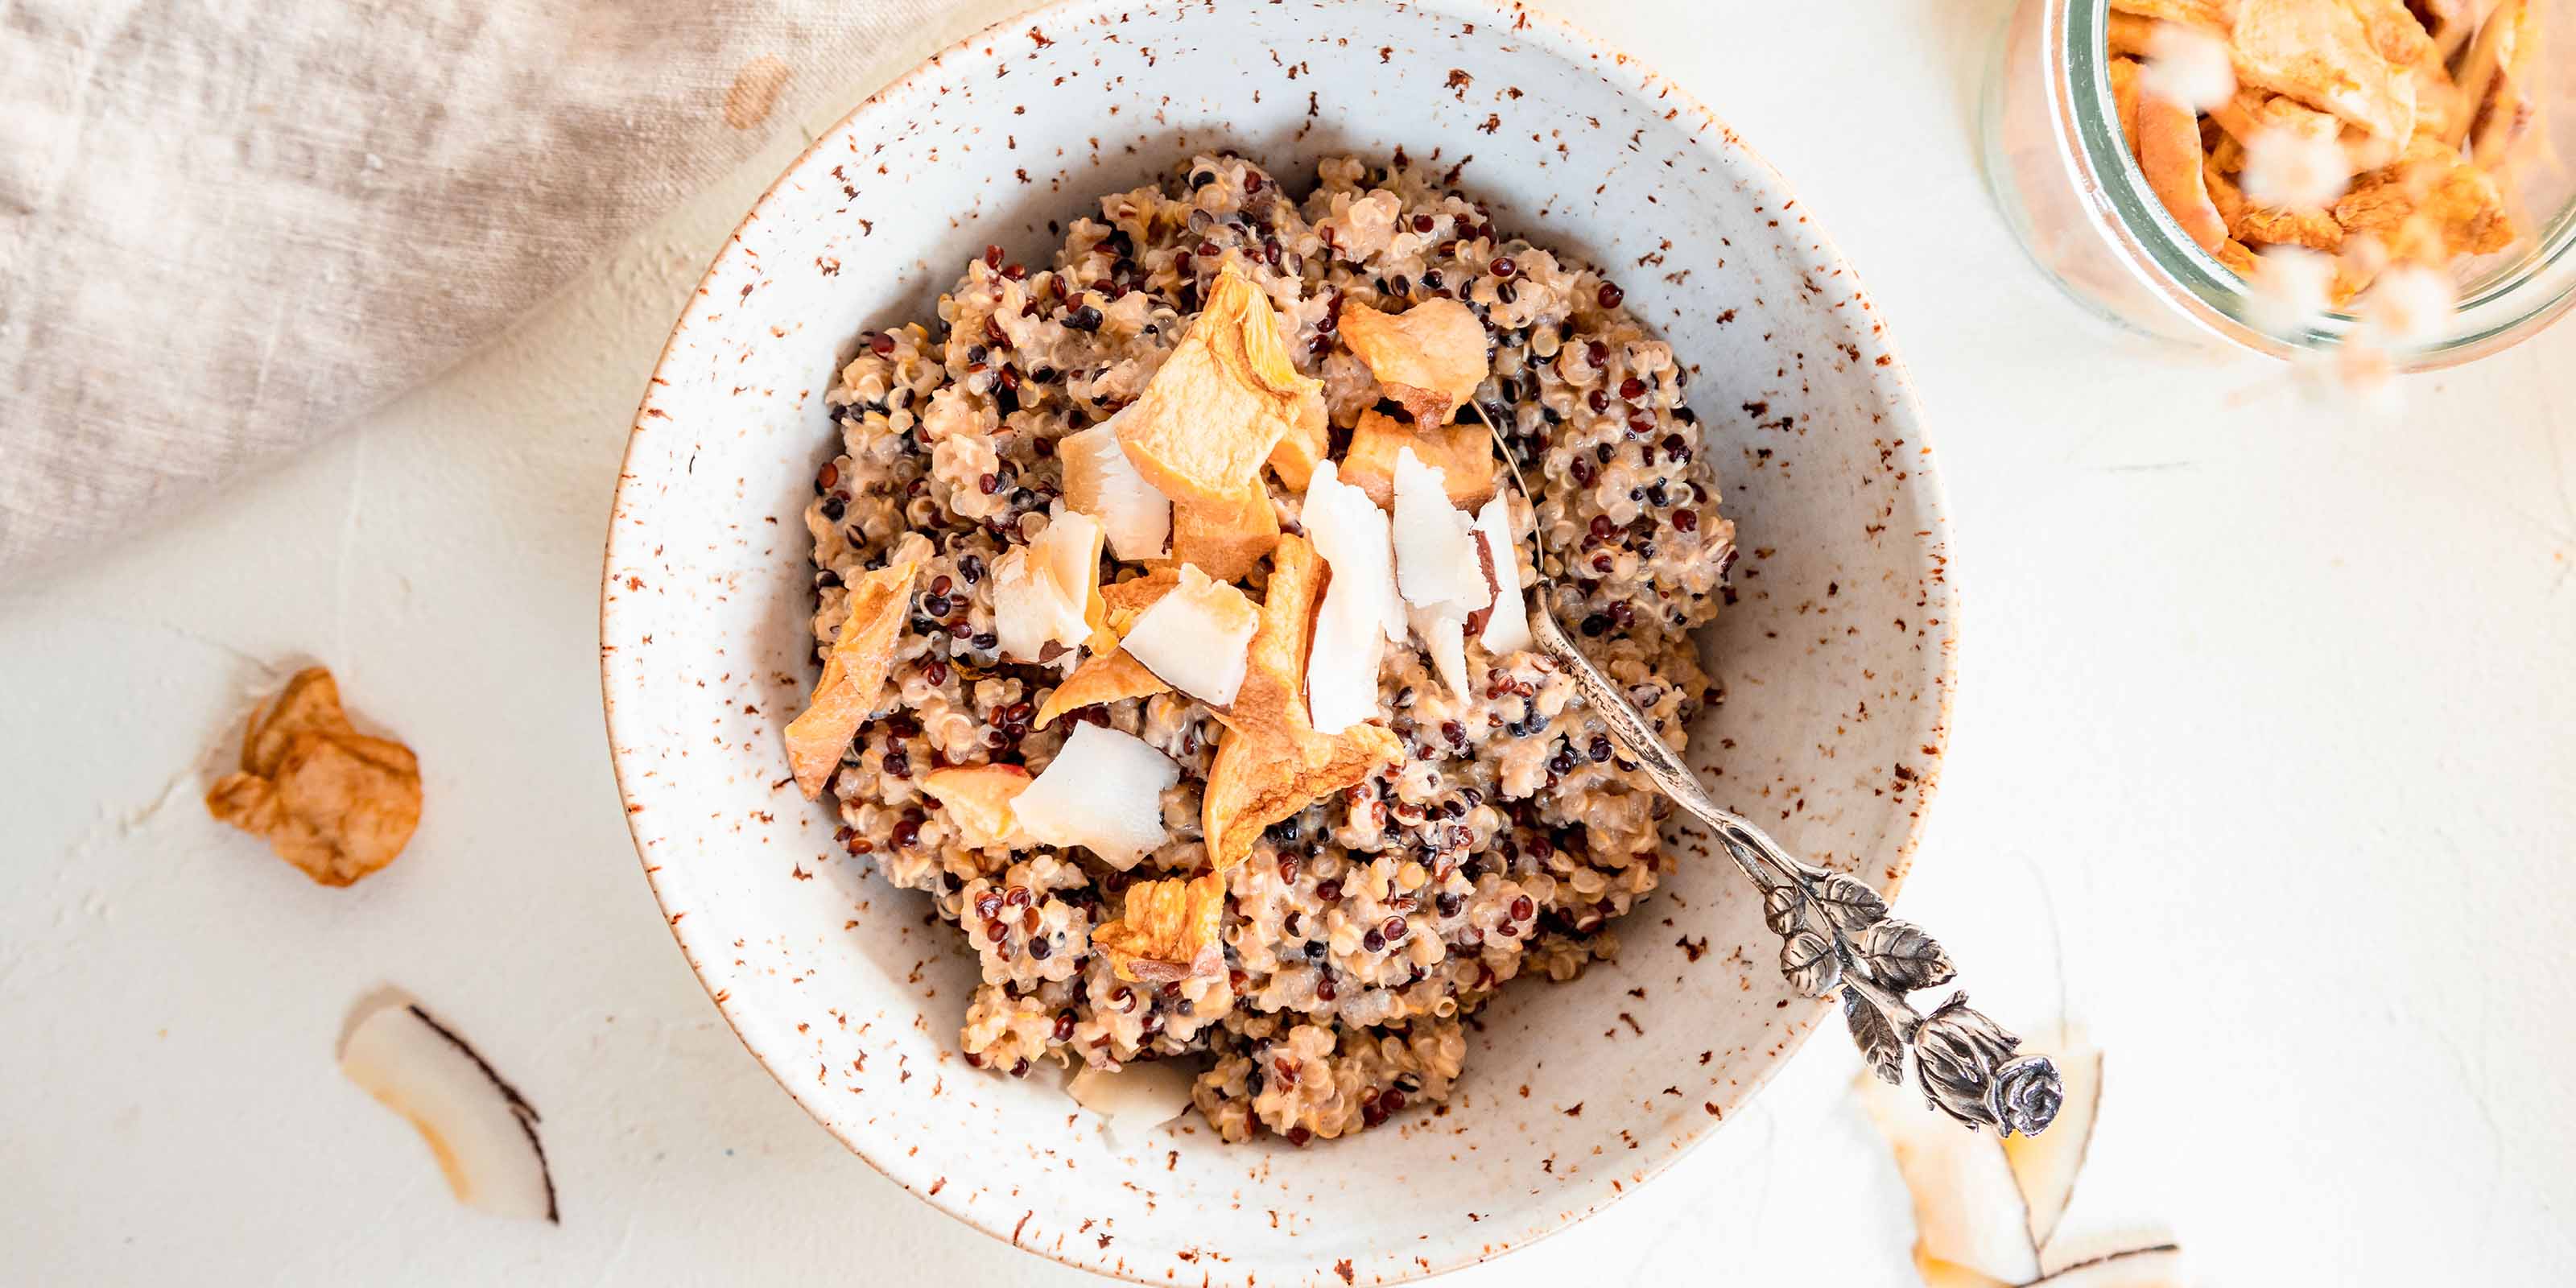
[{"left": 601, "top": 2, "right": 1955, "bottom": 1281}]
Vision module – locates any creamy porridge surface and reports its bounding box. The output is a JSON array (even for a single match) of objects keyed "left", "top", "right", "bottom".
[{"left": 799, "top": 153, "right": 1737, "bottom": 1143}]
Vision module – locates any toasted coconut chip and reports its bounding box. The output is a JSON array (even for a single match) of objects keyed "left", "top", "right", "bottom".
[
  {"left": 1068, "top": 1061, "right": 1197, "bottom": 1143},
  {"left": 784, "top": 534, "right": 930, "bottom": 797},
  {"left": 1114, "top": 263, "right": 1323, "bottom": 508},
  {"left": 1034, "top": 651, "right": 1171, "bottom": 729},
  {"left": 1034, "top": 570, "right": 1187, "bottom": 729},
  {"left": 1062, "top": 415, "right": 1172, "bottom": 562},
  {"left": 1119, "top": 564, "right": 1260, "bottom": 708},
  {"left": 2004, "top": 1026, "right": 2104, "bottom": 1254},
  {"left": 1857, "top": 1069, "right": 2041, "bottom": 1284},
  {"left": 1410, "top": 603, "right": 1472, "bottom": 698},
  {"left": 1168, "top": 485, "right": 1282, "bottom": 583},
  {"left": 2229, "top": 0, "right": 2416, "bottom": 142},
  {"left": 1303, "top": 459, "right": 1406, "bottom": 644},
  {"left": 920, "top": 764, "right": 1034, "bottom": 851},
  {"left": 1012, "top": 721, "right": 1179, "bottom": 871},
  {"left": 340, "top": 996, "right": 556, "bottom": 1223},
  {"left": 1472, "top": 493, "right": 1532, "bottom": 654},
  {"left": 1092, "top": 871, "right": 1226, "bottom": 984},
  {"left": 1389, "top": 444, "right": 1493, "bottom": 613},
  {"left": 2136, "top": 92, "right": 2233, "bottom": 251},
  {"left": 993, "top": 510, "right": 1104, "bottom": 663},
  {"left": 1336, "top": 296, "right": 1491, "bottom": 427},
  {"left": 1303, "top": 460, "right": 1402, "bottom": 735},
  {"left": 206, "top": 667, "right": 423, "bottom": 887},
  {"left": 1337, "top": 409, "right": 1499, "bottom": 512},
  {"left": 1202, "top": 537, "right": 1403, "bottom": 871}
]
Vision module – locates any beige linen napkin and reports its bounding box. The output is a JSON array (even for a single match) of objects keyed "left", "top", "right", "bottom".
[{"left": 0, "top": 0, "right": 1010, "bottom": 576}]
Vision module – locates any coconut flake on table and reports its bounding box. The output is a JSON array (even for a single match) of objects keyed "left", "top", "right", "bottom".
[
  {"left": 338, "top": 994, "right": 557, "bottom": 1223},
  {"left": 1011, "top": 721, "right": 1179, "bottom": 870},
  {"left": 1116, "top": 564, "right": 1257, "bottom": 707}
]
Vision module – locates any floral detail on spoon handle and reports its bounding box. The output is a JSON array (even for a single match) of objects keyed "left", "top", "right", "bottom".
[{"left": 1476, "top": 404, "right": 2060, "bottom": 1136}]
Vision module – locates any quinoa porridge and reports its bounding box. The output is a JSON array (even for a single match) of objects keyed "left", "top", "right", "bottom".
[{"left": 787, "top": 152, "right": 1738, "bottom": 1145}]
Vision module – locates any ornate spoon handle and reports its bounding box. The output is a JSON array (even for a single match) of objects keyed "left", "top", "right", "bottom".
[{"left": 1473, "top": 407, "right": 2061, "bottom": 1135}]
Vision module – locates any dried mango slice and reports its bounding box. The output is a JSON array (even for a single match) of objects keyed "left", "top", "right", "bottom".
[
  {"left": 2339, "top": 0, "right": 2434, "bottom": 64},
  {"left": 920, "top": 764, "right": 1034, "bottom": 850},
  {"left": 2334, "top": 133, "right": 2513, "bottom": 256},
  {"left": 1092, "top": 871, "right": 1227, "bottom": 985},
  {"left": 1115, "top": 263, "right": 1323, "bottom": 508},
  {"left": 2138, "top": 92, "right": 2233, "bottom": 251},
  {"left": 2109, "top": 58, "right": 2145, "bottom": 161},
  {"left": 784, "top": 533, "right": 930, "bottom": 799},
  {"left": 1100, "top": 568, "right": 1183, "bottom": 624},
  {"left": 2235, "top": 202, "right": 2346, "bottom": 250},
  {"left": 1338, "top": 297, "right": 1491, "bottom": 427},
  {"left": 1201, "top": 537, "right": 1402, "bottom": 872},
  {"left": 1168, "top": 484, "right": 1281, "bottom": 583},
  {"left": 2107, "top": 11, "right": 2160, "bottom": 56},
  {"left": 206, "top": 667, "right": 423, "bottom": 887},
  {"left": 1268, "top": 415, "right": 1331, "bottom": 494},
  {"left": 1034, "top": 652, "right": 1172, "bottom": 729},
  {"left": 1037, "top": 570, "right": 1185, "bottom": 729},
  {"left": 1335, "top": 409, "right": 1498, "bottom": 511}
]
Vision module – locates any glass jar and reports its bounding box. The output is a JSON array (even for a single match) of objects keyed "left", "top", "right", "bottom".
[{"left": 1981, "top": 0, "right": 2576, "bottom": 368}]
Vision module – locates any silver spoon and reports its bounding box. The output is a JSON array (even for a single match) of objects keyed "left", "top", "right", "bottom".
[{"left": 1468, "top": 403, "right": 2061, "bottom": 1136}]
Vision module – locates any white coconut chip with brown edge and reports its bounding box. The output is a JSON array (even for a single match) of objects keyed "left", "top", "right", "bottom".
[
  {"left": 1067, "top": 1060, "right": 1198, "bottom": 1147},
  {"left": 339, "top": 992, "right": 557, "bottom": 1223},
  {"left": 2008, "top": 1023, "right": 2106, "bottom": 1259},
  {"left": 1858, "top": 1068, "right": 2041, "bottom": 1283},
  {"left": 1859, "top": 1021, "right": 2179, "bottom": 1286}
]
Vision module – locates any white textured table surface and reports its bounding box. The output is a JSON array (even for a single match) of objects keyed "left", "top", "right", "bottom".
[{"left": 6, "top": 2, "right": 2572, "bottom": 1284}]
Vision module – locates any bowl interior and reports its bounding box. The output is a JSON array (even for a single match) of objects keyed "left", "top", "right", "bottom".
[{"left": 601, "top": 2, "right": 1951, "bottom": 1282}]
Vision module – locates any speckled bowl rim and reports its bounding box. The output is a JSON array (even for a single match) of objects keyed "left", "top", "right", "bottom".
[{"left": 601, "top": 0, "right": 1957, "bottom": 1280}]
